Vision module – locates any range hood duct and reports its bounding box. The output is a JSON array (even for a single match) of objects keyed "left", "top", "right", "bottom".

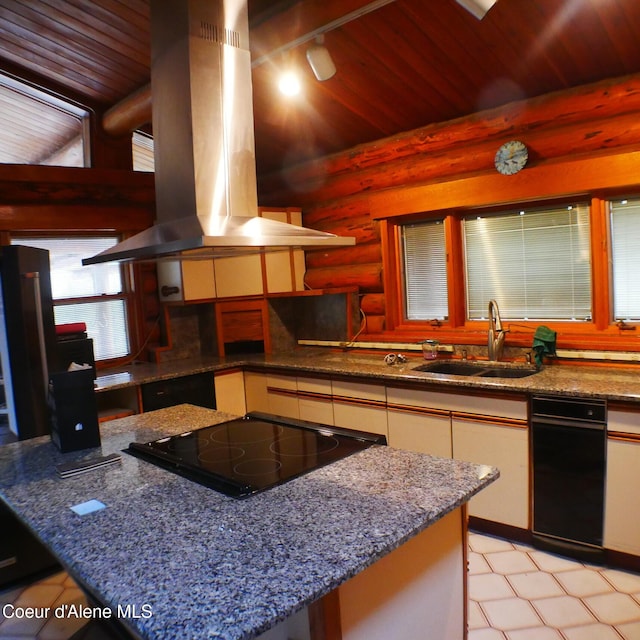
[{"left": 84, "top": 0, "right": 354, "bottom": 266}]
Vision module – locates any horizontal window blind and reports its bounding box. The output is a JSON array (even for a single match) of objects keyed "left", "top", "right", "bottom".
[
  {"left": 611, "top": 198, "right": 640, "bottom": 320},
  {"left": 12, "top": 237, "right": 121, "bottom": 298},
  {"left": 54, "top": 300, "right": 130, "bottom": 360},
  {"left": 402, "top": 220, "right": 448, "bottom": 320},
  {"left": 12, "top": 237, "right": 130, "bottom": 361},
  {"left": 464, "top": 205, "right": 592, "bottom": 321}
]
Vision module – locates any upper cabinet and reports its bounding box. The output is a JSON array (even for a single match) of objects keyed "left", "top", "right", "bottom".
[{"left": 157, "top": 208, "right": 306, "bottom": 303}]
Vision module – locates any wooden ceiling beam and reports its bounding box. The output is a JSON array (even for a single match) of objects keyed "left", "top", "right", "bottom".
[
  {"left": 103, "top": 84, "right": 152, "bottom": 137},
  {"left": 102, "top": 0, "right": 398, "bottom": 137}
]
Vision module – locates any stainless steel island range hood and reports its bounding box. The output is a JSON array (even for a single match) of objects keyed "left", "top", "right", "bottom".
[{"left": 84, "top": 0, "right": 353, "bottom": 266}]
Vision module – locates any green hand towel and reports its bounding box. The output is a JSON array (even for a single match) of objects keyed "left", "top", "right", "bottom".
[{"left": 532, "top": 325, "right": 557, "bottom": 366}]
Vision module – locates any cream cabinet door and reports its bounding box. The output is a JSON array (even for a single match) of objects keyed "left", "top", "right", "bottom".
[
  {"left": 157, "top": 258, "right": 217, "bottom": 302},
  {"left": 214, "top": 254, "right": 263, "bottom": 298},
  {"left": 298, "top": 376, "right": 334, "bottom": 425},
  {"left": 452, "top": 417, "right": 529, "bottom": 529},
  {"left": 214, "top": 370, "right": 246, "bottom": 416},
  {"left": 332, "top": 380, "right": 387, "bottom": 437},
  {"left": 386, "top": 386, "right": 452, "bottom": 457},
  {"left": 387, "top": 408, "right": 452, "bottom": 458},
  {"left": 266, "top": 373, "right": 299, "bottom": 419},
  {"left": 604, "top": 409, "right": 640, "bottom": 555},
  {"left": 244, "top": 371, "right": 269, "bottom": 413}
]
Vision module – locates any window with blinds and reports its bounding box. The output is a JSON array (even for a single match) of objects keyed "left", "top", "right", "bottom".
[
  {"left": 463, "top": 204, "right": 592, "bottom": 321},
  {"left": 11, "top": 237, "right": 130, "bottom": 360},
  {"left": 610, "top": 198, "right": 640, "bottom": 320},
  {"left": 132, "top": 131, "right": 154, "bottom": 172},
  {"left": 402, "top": 220, "right": 448, "bottom": 320}
]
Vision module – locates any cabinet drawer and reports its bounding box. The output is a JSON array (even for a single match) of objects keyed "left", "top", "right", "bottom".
[{"left": 141, "top": 372, "right": 216, "bottom": 412}]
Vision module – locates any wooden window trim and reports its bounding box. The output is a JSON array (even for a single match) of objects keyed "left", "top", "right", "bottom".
[{"left": 381, "top": 193, "right": 640, "bottom": 352}]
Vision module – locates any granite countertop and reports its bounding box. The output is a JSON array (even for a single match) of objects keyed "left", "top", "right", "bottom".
[
  {"left": 0, "top": 405, "right": 497, "bottom": 640},
  {"left": 97, "top": 349, "right": 640, "bottom": 403}
]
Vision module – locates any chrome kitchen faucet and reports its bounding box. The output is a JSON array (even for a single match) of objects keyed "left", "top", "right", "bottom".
[{"left": 487, "top": 299, "right": 507, "bottom": 362}]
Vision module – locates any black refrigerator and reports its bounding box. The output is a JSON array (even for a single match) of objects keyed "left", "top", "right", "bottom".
[
  {"left": 0, "top": 245, "right": 60, "bottom": 587},
  {"left": 0, "top": 244, "right": 59, "bottom": 439}
]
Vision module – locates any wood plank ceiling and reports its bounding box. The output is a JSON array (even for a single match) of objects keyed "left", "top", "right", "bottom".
[{"left": 0, "top": 0, "right": 639, "bottom": 181}]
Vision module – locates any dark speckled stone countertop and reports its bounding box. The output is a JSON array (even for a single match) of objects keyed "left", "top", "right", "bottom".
[
  {"left": 97, "top": 348, "right": 640, "bottom": 403},
  {"left": 0, "top": 405, "right": 498, "bottom": 640}
]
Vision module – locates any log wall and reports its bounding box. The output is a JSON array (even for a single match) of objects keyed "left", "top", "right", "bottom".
[
  {"left": 258, "top": 73, "right": 640, "bottom": 338},
  {"left": 0, "top": 164, "right": 158, "bottom": 364}
]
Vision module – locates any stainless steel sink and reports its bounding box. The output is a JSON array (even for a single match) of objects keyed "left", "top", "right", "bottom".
[
  {"left": 413, "top": 360, "right": 539, "bottom": 378},
  {"left": 413, "top": 361, "right": 489, "bottom": 376},
  {"left": 477, "top": 368, "right": 538, "bottom": 378}
]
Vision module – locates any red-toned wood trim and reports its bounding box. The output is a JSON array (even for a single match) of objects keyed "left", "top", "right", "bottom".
[
  {"left": 446, "top": 215, "right": 465, "bottom": 328},
  {"left": 591, "top": 197, "right": 611, "bottom": 330},
  {"left": 0, "top": 204, "right": 152, "bottom": 232},
  {"left": 461, "top": 504, "right": 469, "bottom": 640},
  {"left": 608, "top": 401, "right": 640, "bottom": 413},
  {"left": 607, "top": 431, "right": 640, "bottom": 444},
  {"left": 261, "top": 300, "right": 272, "bottom": 354},
  {"left": 379, "top": 219, "right": 400, "bottom": 332},
  {"left": 311, "top": 589, "right": 342, "bottom": 640},
  {"left": 331, "top": 395, "right": 386, "bottom": 410},
  {"left": 369, "top": 151, "right": 640, "bottom": 220},
  {"left": 386, "top": 403, "right": 450, "bottom": 419},
  {"left": 266, "top": 386, "right": 298, "bottom": 398},
  {"left": 286, "top": 209, "right": 299, "bottom": 293},
  {"left": 451, "top": 411, "right": 528, "bottom": 429},
  {"left": 149, "top": 306, "right": 174, "bottom": 363},
  {"left": 296, "top": 390, "right": 333, "bottom": 402}
]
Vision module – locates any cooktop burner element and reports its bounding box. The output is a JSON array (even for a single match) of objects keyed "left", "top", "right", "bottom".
[{"left": 127, "top": 412, "right": 386, "bottom": 498}]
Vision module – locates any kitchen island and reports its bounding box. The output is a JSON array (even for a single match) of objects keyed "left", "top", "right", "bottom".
[{"left": 0, "top": 404, "right": 497, "bottom": 640}]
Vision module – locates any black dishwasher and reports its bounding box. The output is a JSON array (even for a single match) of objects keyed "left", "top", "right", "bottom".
[
  {"left": 141, "top": 372, "right": 216, "bottom": 412},
  {"left": 531, "top": 395, "right": 606, "bottom": 561}
]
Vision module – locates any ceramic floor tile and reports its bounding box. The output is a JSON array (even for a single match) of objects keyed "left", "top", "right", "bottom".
[
  {"left": 504, "top": 627, "right": 564, "bottom": 639},
  {"left": 528, "top": 550, "right": 585, "bottom": 573},
  {"left": 480, "top": 597, "right": 543, "bottom": 631},
  {"left": 469, "top": 533, "right": 515, "bottom": 554},
  {"left": 601, "top": 567, "right": 640, "bottom": 594},
  {"left": 532, "top": 595, "right": 596, "bottom": 627},
  {"left": 38, "top": 614, "right": 88, "bottom": 640},
  {"left": 0, "top": 610, "right": 47, "bottom": 637},
  {"left": 616, "top": 619, "right": 640, "bottom": 639},
  {"left": 468, "top": 628, "right": 508, "bottom": 639},
  {"left": 554, "top": 568, "right": 615, "bottom": 597},
  {"left": 484, "top": 550, "right": 538, "bottom": 575},
  {"left": 469, "top": 551, "right": 493, "bottom": 575},
  {"left": 13, "top": 584, "right": 64, "bottom": 609},
  {"left": 506, "top": 571, "right": 565, "bottom": 600},
  {"left": 469, "top": 573, "right": 515, "bottom": 601},
  {"left": 0, "top": 583, "right": 64, "bottom": 636},
  {"left": 560, "top": 622, "right": 627, "bottom": 640},
  {"left": 582, "top": 591, "right": 640, "bottom": 625},
  {"left": 37, "top": 573, "right": 67, "bottom": 587},
  {"left": 0, "top": 586, "right": 22, "bottom": 606},
  {"left": 468, "top": 600, "right": 489, "bottom": 630}
]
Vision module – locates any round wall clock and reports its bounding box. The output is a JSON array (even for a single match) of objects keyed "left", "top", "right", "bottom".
[{"left": 494, "top": 140, "right": 528, "bottom": 175}]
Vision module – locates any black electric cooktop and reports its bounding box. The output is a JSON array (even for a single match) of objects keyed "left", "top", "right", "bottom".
[{"left": 127, "top": 412, "right": 386, "bottom": 498}]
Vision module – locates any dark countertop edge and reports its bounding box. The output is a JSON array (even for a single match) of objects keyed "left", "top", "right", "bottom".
[{"left": 96, "top": 349, "right": 640, "bottom": 404}]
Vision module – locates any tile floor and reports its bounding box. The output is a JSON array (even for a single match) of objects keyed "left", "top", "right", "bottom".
[
  {"left": 0, "top": 570, "right": 88, "bottom": 639},
  {"left": 468, "top": 532, "right": 640, "bottom": 639},
  {"left": 1, "top": 532, "right": 639, "bottom": 639}
]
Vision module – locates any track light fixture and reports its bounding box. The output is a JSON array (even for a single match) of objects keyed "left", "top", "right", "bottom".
[
  {"left": 455, "top": 0, "right": 498, "bottom": 20},
  {"left": 306, "top": 36, "right": 336, "bottom": 81}
]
